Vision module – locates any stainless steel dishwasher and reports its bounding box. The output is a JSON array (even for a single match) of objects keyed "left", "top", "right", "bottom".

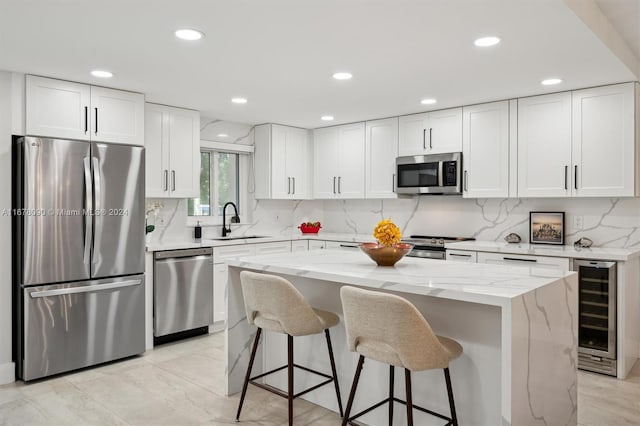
[{"left": 154, "top": 248, "right": 213, "bottom": 341}]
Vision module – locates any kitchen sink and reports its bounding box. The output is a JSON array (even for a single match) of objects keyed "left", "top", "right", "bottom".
[{"left": 205, "top": 235, "right": 269, "bottom": 241}]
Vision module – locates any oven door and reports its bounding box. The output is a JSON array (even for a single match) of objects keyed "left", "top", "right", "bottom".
[{"left": 407, "top": 249, "right": 446, "bottom": 260}]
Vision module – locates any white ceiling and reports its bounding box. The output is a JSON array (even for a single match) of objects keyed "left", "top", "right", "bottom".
[{"left": 0, "top": 0, "right": 637, "bottom": 129}]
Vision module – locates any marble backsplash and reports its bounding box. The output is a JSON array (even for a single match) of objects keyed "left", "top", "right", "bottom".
[{"left": 147, "top": 195, "right": 640, "bottom": 249}]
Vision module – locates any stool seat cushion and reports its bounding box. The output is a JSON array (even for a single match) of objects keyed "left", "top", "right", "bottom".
[{"left": 254, "top": 308, "right": 340, "bottom": 335}]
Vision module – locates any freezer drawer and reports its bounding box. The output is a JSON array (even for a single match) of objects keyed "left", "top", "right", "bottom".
[
  {"left": 21, "top": 275, "right": 145, "bottom": 381},
  {"left": 154, "top": 248, "right": 213, "bottom": 337}
]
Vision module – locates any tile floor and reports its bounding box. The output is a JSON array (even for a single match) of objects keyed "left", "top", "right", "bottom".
[{"left": 0, "top": 332, "right": 638, "bottom": 425}]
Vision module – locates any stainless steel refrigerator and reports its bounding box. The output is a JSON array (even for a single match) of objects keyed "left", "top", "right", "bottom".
[{"left": 14, "top": 136, "right": 146, "bottom": 381}]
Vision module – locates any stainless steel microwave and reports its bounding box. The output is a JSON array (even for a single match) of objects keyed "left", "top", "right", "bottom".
[{"left": 395, "top": 152, "right": 462, "bottom": 195}]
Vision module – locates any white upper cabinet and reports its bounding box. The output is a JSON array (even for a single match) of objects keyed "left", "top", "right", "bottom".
[
  {"left": 90, "top": 86, "right": 144, "bottom": 145},
  {"left": 337, "top": 123, "right": 366, "bottom": 198},
  {"left": 145, "top": 103, "right": 200, "bottom": 198},
  {"left": 365, "top": 117, "right": 398, "bottom": 198},
  {"left": 313, "top": 127, "right": 340, "bottom": 198},
  {"left": 25, "top": 75, "right": 144, "bottom": 145},
  {"left": 254, "top": 124, "right": 311, "bottom": 199},
  {"left": 462, "top": 101, "right": 510, "bottom": 198},
  {"left": 398, "top": 107, "right": 462, "bottom": 156},
  {"left": 572, "top": 83, "right": 636, "bottom": 197},
  {"left": 26, "top": 75, "right": 91, "bottom": 140},
  {"left": 517, "top": 92, "right": 572, "bottom": 197},
  {"left": 313, "top": 122, "right": 365, "bottom": 199}
]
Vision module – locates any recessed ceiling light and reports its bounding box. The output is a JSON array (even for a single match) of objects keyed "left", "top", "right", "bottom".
[
  {"left": 175, "top": 28, "right": 204, "bottom": 41},
  {"left": 321, "top": 115, "right": 334, "bottom": 121},
  {"left": 217, "top": 133, "right": 228, "bottom": 138},
  {"left": 90, "top": 70, "right": 113, "bottom": 78},
  {"left": 474, "top": 36, "right": 501, "bottom": 47},
  {"left": 332, "top": 72, "right": 353, "bottom": 80},
  {"left": 231, "top": 97, "right": 247, "bottom": 104},
  {"left": 420, "top": 98, "right": 437, "bottom": 105},
  {"left": 541, "top": 78, "right": 563, "bottom": 86}
]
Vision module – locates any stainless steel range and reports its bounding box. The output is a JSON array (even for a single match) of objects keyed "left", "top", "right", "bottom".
[{"left": 402, "top": 235, "right": 475, "bottom": 260}]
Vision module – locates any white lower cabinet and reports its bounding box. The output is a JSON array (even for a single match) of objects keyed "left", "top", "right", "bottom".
[
  {"left": 213, "top": 263, "right": 228, "bottom": 325},
  {"left": 254, "top": 241, "right": 292, "bottom": 255},
  {"left": 446, "top": 250, "right": 477, "bottom": 263},
  {"left": 477, "top": 252, "right": 570, "bottom": 272},
  {"left": 211, "top": 241, "right": 292, "bottom": 328},
  {"left": 212, "top": 245, "right": 254, "bottom": 327},
  {"left": 324, "top": 241, "right": 361, "bottom": 250},
  {"left": 308, "top": 240, "right": 326, "bottom": 250},
  {"left": 291, "top": 240, "right": 309, "bottom": 252}
]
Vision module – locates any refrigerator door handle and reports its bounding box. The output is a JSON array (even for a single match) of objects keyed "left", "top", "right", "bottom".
[
  {"left": 92, "top": 156, "right": 102, "bottom": 265},
  {"left": 83, "top": 157, "right": 93, "bottom": 265},
  {"left": 30, "top": 279, "right": 142, "bottom": 298}
]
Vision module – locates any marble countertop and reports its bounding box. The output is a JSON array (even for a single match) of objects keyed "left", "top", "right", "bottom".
[
  {"left": 445, "top": 240, "right": 640, "bottom": 261},
  {"left": 225, "top": 249, "right": 575, "bottom": 307},
  {"left": 145, "top": 232, "right": 374, "bottom": 252}
]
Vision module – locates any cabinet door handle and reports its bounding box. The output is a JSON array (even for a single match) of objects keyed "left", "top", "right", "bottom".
[
  {"left": 84, "top": 106, "right": 88, "bottom": 134},
  {"left": 94, "top": 107, "right": 98, "bottom": 134},
  {"left": 464, "top": 170, "right": 468, "bottom": 192},
  {"left": 292, "top": 177, "right": 295, "bottom": 194},
  {"left": 429, "top": 128, "right": 433, "bottom": 149},
  {"left": 450, "top": 253, "right": 471, "bottom": 258},
  {"left": 171, "top": 170, "right": 176, "bottom": 191},
  {"left": 422, "top": 129, "right": 427, "bottom": 150},
  {"left": 564, "top": 166, "right": 568, "bottom": 190},
  {"left": 392, "top": 173, "right": 396, "bottom": 193},
  {"left": 503, "top": 256, "right": 537, "bottom": 263},
  {"left": 338, "top": 176, "right": 341, "bottom": 194},
  {"left": 163, "top": 170, "right": 168, "bottom": 191},
  {"left": 574, "top": 165, "right": 578, "bottom": 190},
  {"left": 287, "top": 177, "right": 291, "bottom": 194},
  {"left": 333, "top": 176, "right": 336, "bottom": 194}
]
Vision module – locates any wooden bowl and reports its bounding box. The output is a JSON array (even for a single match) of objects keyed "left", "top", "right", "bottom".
[{"left": 359, "top": 242, "right": 414, "bottom": 266}]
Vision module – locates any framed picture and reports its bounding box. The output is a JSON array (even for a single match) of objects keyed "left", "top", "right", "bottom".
[{"left": 530, "top": 212, "right": 565, "bottom": 245}]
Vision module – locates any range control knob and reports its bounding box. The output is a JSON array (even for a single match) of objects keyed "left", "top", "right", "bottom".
[
  {"left": 431, "top": 239, "right": 436, "bottom": 244},
  {"left": 438, "top": 239, "right": 444, "bottom": 245}
]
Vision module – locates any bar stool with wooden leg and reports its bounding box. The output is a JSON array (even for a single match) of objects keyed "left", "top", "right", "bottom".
[
  {"left": 340, "top": 286, "right": 462, "bottom": 426},
  {"left": 235, "top": 270, "right": 344, "bottom": 425}
]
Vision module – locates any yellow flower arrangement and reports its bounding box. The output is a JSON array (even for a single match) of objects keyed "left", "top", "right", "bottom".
[{"left": 373, "top": 218, "right": 402, "bottom": 247}]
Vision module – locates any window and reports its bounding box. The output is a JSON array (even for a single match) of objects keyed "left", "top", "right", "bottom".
[{"left": 188, "top": 151, "right": 240, "bottom": 217}]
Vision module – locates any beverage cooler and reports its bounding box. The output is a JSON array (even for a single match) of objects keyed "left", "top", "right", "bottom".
[{"left": 575, "top": 259, "right": 617, "bottom": 376}]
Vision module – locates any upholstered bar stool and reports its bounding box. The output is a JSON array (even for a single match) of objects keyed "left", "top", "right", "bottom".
[
  {"left": 340, "top": 286, "right": 462, "bottom": 426},
  {"left": 236, "top": 270, "right": 344, "bottom": 425}
]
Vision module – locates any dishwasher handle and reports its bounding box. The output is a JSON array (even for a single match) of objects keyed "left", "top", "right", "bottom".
[
  {"left": 155, "top": 247, "right": 213, "bottom": 260},
  {"left": 156, "top": 255, "right": 212, "bottom": 265}
]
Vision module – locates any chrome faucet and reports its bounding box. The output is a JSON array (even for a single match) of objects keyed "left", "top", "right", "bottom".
[{"left": 222, "top": 202, "right": 240, "bottom": 237}]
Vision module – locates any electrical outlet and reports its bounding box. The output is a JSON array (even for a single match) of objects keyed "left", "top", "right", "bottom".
[{"left": 573, "top": 215, "right": 583, "bottom": 230}]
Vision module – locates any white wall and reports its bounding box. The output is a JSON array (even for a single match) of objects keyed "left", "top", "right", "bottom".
[{"left": 0, "top": 71, "right": 15, "bottom": 384}]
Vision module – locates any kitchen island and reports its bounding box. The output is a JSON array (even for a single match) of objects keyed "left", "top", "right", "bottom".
[{"left": 225, "top": 250, "right": 578, "bottom": 425}]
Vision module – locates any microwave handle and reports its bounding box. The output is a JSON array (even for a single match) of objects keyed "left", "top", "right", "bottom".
[{"left": 438, "top": 161, "right": 444, "bottom": 187}]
